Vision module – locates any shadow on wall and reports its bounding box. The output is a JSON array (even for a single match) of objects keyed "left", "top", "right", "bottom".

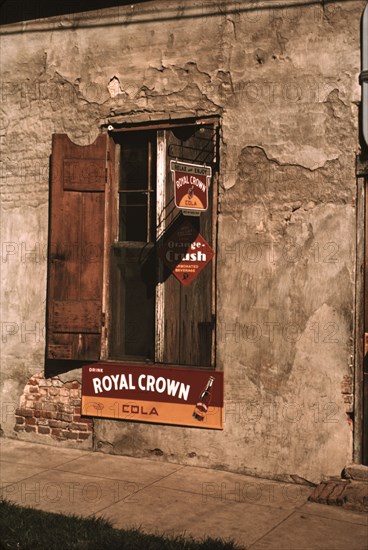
[
  {"left": 0, "top": 0, "right": 148, "bottom": 25},
  {"left": 45, "top": 359, "right": 92, "bottom": 379}
]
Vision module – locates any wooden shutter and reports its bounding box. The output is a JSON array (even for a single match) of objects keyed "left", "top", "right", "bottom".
[
  {"left": 163, "top": 125, "right": 216, "bottom": 367},
  {"left": 46, "top": 134, "right": 109, "bottom": 360}
]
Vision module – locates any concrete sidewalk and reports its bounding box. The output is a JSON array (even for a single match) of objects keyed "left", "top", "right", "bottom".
[{"left": 1, "top": 438, "right": 367, "bottom": 549}]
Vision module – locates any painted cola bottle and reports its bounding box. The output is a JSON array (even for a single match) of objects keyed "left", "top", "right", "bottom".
[{"left": 192, "top": 376, "right": 215, "bottom": 421}]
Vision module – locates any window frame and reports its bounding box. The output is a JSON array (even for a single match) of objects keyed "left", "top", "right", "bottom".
[{"left": 101, "top": 118, "right": 219, "bottom": 369}]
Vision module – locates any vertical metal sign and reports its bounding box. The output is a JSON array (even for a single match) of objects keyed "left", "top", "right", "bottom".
[{"left": 171, "top": 160, "right": 212, "bottom": 214}]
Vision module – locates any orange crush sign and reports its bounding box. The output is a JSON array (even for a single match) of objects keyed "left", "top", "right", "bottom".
[
  {"left": 82, "top": 363, "right": 224, "bottom": 430},
  {"left": 171, "top": 160, "right": 212, "bottom": 213},
  {"left": 158, "top": 218, "right": 214, "bottom": 287}
]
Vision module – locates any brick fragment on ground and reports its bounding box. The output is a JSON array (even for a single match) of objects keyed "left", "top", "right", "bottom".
[{"left": 309, "top": 479, "right": 368, "bottom": 512}]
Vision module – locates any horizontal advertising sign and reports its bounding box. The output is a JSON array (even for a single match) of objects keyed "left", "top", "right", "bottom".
[
  {"left": 82, "top": 363, "right": 223, "bottom": 429},
  {"left": 171, "top": 160, "right": 212, "bottom": 213}
]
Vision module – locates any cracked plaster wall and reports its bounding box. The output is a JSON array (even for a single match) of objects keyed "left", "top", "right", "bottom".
[{"left": 0, "top": 0, "right": 364, "bottom": 483}]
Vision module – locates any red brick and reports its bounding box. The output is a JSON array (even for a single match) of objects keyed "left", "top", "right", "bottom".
[
  {"left": 312, "top": 482, "right": 338, "bottom": 504},
  {"left": 38, "top": 426, "right": 51, "bottom": 435},
  {"left": 15, "top": 416, "right": 25, "bottom": 425},
  {"left": 44, "top": 403, "right": 57, "bottom": 412},
  {"left": 309, "top": 482, "right": 328, "bottom": 502},
  {"left": 15, "top": 408, "right": 34, "bottom": 417},
  {"left": 70, "top": 422, "right": 89, "bottom": 431},
  {"left": 14, "top": 425, "right": 25, "bottom": 432},
  {"left": 78, "top": 432, "right": 91, "bottom": 440},
  {"left": 25, "top": 417, "right": 37, "bottom": 426},
  {"left": 61, "top": 405, "right": 74, "bottom": 414},
  {"left": 63, "top": 431, "right": 78, "bottom": 440},
  {"left": 34, "top": 410, "right": 53, "bottom": 419},
  {"left": 25, "top": 426, "right": 36, "bottom": 433},
  {"left": 28, "top": 379, "right": 39, "bottom": 386},
  {"left": 29, "top": 386, "right": 39, "bottom": 393},
  {"left": 38, "top": 380, "right": 52, "bottom": 388},
  {"left": 74, "top": 407, "right": 81, "bottom": 415},
  {"left": 37, "top": 419, "right": 49, "bottom": 427},
  {"left": 49, "top": 420, "right": 68, "bottom": 429},
  {"left": 71, "top": 382, "right": 80, "bottom": 389},
  {"left": 322, "top": 482, "right": 337, "bottom": 497},
  {"left": 25, "top": 395, "right": 37, "bottom": 402},
  {"left": 51, "top": 428, "right": 64, "bottom": 437},
  {"left": 61, "top": 413, "right": 73, "bottom": 422},
  {"left": 327, "top": 483, "right": 349, "bottom": 505}
]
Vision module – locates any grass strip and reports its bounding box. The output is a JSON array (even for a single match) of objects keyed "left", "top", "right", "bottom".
[{"left": 0, "top": 499, "right": 245, "bottom": 550}]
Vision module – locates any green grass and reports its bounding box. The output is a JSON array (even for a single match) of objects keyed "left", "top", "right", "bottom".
[{"left": 0, "top": 499, "right": 245, "bottom": 550}]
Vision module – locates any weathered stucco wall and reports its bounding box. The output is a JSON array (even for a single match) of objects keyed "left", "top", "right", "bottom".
[{"left": 0, "top": 0, "right": 364, "bottom": 483}]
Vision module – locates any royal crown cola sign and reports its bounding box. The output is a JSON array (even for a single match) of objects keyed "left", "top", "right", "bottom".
[{"left": 171, "top": 160, "right": 212, "bottom": 213}]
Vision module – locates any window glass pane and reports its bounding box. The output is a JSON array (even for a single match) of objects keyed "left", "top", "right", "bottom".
[
  {"left": 119, "top": 193, "right": 148, "bottom": 242},
  {"left": 120, "top": 134, "right": 149, "bottom": 191},
  {"left": 119, "top": 131, "right": 156, "bottom": 242},
  {"left": 110, "top": 246, "right": 155, "bottom": 360}
]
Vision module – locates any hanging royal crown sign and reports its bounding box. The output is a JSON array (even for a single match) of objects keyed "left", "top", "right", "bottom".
[{"left": 171, "top": 160, "right": 212, "bottom": 214}]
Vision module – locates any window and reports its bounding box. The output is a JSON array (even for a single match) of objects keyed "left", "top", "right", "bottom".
[
  {"left": 109, "top": 131, "right": 156, "bottom": 361},
  {"left": 46, "top": 120, "right": 218, "bottom": 368}
]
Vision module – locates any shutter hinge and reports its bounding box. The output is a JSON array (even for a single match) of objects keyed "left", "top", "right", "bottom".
[{"left": 101, "top": 312, "right": 106, "bottom": 327}]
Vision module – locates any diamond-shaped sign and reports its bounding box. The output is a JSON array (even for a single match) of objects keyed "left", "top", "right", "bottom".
[{"left": 159, "top": 219, "right": 214, "bottom": 287}]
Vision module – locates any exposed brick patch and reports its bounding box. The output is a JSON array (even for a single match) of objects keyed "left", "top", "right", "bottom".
[{"left": 14, "top": 373, "right": 92, "bottom": 443}]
